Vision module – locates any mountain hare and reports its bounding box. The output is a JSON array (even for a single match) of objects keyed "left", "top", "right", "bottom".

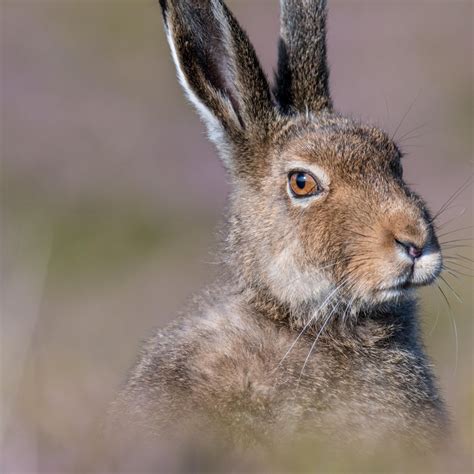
[{"left": 108, "top": 0, "right": 448, "bottom": 457}]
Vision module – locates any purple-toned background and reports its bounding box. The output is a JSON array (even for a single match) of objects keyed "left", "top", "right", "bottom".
[{"left": 2, "top": 1, "right": 472, "bottom": 471}]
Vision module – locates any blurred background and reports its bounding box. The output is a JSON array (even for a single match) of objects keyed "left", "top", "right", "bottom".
[{"left": 1, "top": 0, "right": 472, "bottom": 472}]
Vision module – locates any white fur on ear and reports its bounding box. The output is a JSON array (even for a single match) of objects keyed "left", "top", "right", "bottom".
[
  {"left": 164, "top": 21, "right": 235, "bottom": 164},
  {"left": 165, "top": 24, "right": 221, "bottom": 139}
]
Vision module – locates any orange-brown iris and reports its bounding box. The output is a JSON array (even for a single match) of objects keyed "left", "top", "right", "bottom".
[{"left": 289, "top": 171, "right": 319, "bottom": 197}]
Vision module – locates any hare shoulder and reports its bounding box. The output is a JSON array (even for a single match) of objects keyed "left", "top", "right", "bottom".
[{"left": 109, "top": 288, "right": 446, "bottom": 448}]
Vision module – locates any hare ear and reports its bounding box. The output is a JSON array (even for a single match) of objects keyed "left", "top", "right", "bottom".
[
  {"left": 275, "top": 0, "right": 332, "bottom": 114},
  {"left": 160, "top": 0, "right": 274, "bottom": 147}
]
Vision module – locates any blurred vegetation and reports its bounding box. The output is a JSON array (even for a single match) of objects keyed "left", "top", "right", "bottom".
[{"left": 4, "top": 177, "right": 216, "bottom": 287}]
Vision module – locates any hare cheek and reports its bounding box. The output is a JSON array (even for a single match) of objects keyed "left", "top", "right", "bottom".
[{"left": 265, "top": 242, "right": 331, "bottom": 305}]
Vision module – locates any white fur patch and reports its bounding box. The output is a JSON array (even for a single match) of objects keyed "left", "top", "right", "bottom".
[
  {"left": 265, "top": 240, "right": 332, "bottom": 306},
  {"left": 164, "top": 20, "right": 234, "bottom": 164},
  {"left": 412, "top": 250, "right": 443, "bottom": 285}
]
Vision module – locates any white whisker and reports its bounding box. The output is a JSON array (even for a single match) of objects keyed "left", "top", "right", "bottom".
[
  {"left": 298, "top": 298, "right": 343, "bottom": 382},
  {"left": 274, "top": 276, "right": 350, "bottom": 370}
]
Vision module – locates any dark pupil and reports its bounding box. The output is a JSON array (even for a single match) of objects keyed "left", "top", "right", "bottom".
[{"left": 296, "top": 173, "right": 307, "bottom": 189}]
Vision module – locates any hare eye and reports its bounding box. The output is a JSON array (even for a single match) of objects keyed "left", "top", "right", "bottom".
[{"left": 288, "top": 171, "right": 319, "bottom": 197}]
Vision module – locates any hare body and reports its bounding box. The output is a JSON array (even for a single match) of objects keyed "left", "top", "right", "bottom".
[
  {"left": 109, "top": 285, "right": 445, "bottom": 449},
  {"left": 107, "top": 0, "right": 448, "bottom": 454}
]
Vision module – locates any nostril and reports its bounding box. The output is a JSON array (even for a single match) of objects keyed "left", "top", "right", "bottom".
[
  {"left": 408, "top": 245, "right": 423, "bottom": 259},
  {"left": 395, "top": 239, "right": 423, "bottom": 260}
]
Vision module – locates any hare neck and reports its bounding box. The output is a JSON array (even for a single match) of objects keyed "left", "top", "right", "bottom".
[{"left": 240, "top": 284, "right": 420, "bottom": 348}]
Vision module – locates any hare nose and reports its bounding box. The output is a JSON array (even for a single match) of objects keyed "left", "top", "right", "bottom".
[{"left": 395, "top": 239, "right": 423, "bottom": 260}]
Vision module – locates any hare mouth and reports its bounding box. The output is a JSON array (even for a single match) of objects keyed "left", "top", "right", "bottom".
[{"left": 376, "top": 254, "right": 442, "bottom": 297}]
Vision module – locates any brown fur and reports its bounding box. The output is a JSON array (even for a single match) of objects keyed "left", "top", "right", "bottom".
[{"left": 106, "top": 0, "right": 448, "bottom": 465}]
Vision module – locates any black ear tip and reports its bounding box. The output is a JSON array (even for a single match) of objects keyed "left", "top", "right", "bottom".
[{"left": 159, "top": 0, "right": 168, "bottom": 19}]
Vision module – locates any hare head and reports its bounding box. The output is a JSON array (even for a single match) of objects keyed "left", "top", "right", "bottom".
[{"left": 160, "top": 0, "right": 442, "bottom": 321}]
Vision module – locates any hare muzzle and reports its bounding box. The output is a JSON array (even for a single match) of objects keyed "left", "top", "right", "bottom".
[{"left": 373, "top": 207, "right": 442, "bottom": 301}]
